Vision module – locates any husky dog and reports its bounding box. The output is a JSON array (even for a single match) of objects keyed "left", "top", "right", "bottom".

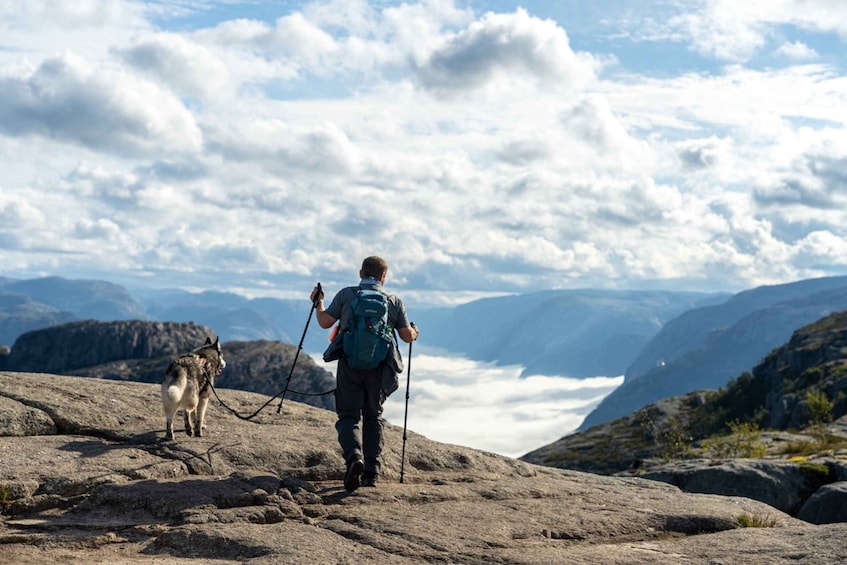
[{"left": 161, "top": 336, "right": 226, "bottom": 440}]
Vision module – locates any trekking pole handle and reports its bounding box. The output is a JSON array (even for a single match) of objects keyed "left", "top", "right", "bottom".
[{"left": 311, "top": 282, "right": 324, "bottom": 308}]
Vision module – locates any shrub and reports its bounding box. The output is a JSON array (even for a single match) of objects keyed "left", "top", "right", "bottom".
[
  {"left": 699, "top": 420, "right": 766, "bottom": 458},
  {"left": 805, "top": 389, "right": 833, "bottom": 427},
  {"left": 655, "top": 416, "right": 694, "bottom": 462}
]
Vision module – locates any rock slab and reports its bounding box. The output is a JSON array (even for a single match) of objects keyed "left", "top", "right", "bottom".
[{"left": 2, "top": 371, "right": 847, "bottom": 564}]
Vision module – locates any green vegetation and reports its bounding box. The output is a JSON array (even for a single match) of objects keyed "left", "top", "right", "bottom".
[
  {"left": 636, "top": 409, "right": 694, "bottom": 462},
  {"left": 736, "top": 513, "right": 777, "bottom": 528},
  {"left": 799, "top": 462, "right": 834, "bottom": 491},
  {"left": 688, "top": 372, "right": 769, "bottom": 439},
  {"left": 699, "top": 420, "right": 766, "bottom": 458},
  {"left": 0, "top": 484, "right": 10, "bottom": 515},
  {"left": 805, "top": 389, "right": 833, "bottom": 426},
  {"left": 803, "top": 388, "right": 834, "bottom": 446},
  {"left": 776, "top": 432, "right": 847, "bottom": 457}
]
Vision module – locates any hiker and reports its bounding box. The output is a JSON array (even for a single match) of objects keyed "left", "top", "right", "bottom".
[{"left": 310, "top": 256, "right": 418, "bottom": 491}]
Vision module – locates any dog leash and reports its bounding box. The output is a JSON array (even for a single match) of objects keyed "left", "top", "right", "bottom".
[
  {"left": 202, "top": 372, "right": 335, "bottom": 422},
  {"left": 204, "top": 283, "right": 337, "bottom": 421}
]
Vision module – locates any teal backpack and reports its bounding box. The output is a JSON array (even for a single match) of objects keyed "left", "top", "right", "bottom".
[{"left": 342, "top": 288, "right": 394, "bottom": 369}]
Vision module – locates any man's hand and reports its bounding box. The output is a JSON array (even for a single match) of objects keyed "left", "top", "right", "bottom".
[
  {"left": 310, "top": 283, "right": 324, "bottom": 306},
  {"left": 411, "top": 322, "right": 420, "bottom": 341}
]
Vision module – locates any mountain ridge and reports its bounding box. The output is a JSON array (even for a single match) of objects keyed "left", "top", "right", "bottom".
[{"left": 579, "top": 277, "right": 847, "bottom": 429}]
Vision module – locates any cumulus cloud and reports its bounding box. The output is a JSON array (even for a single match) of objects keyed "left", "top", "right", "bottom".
[
  {"left": 670, "top": 2, "right": 768, "bottom": 61},
  {"left": 773, "top": 40, "right": 818, "bottom": 61},
  {"left": 73, "top": 218, "right": 121, "bottom": 239},
  {"left": 205, "top": 119, "right": 360, "bottom": 177},
  {"left": 668, "top": 0, "right": 847, "bottom": 62},
  {"left": 115, "top": 33, "right": 232, "bottom": 99},
  {"left": 754, "top": 151, "right": 847, "bottom": 210},
  {"left": 675, "top": 136, "right": 731, "bottom": 171},
  {"left": 0, "top": 53, "right": 202, "bottom": 157},
  {"left": 2, "top": 0, "right": 143, "bottom": 27},
  {"left": 412, "top": 8, "right": 596, "bottom": 93},
  {"left": 1, "top": 0, "right": 847, "bottom": 299},
  {"left": 795, "top": 231, "right": 847, "bottom": 269}
]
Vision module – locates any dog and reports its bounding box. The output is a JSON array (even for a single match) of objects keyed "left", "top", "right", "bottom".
[{"left": 161, "top": 336, "right": 226, "bottom": 440}]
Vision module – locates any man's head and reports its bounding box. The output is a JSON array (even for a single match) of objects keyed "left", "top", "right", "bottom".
[{"left": 360, "top": 256, "right": 388, "bottom": 282}]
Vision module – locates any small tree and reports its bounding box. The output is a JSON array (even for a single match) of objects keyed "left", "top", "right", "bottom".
[
  {"left": 655, "top": 416, "right": 693, "bottom": 462},
  {"left": 805, "top": 389, "right": 833, "bottom": 443},
  {"left": 700, "top": 420, "right": 766, "bottom": 458},
  {"left": 805, "top": 389, "right": 833, "bottom": 426}
]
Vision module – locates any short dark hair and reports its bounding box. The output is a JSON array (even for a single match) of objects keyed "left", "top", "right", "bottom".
[{"left": 361, "top": 256, "right": 388, "bottom": 279}]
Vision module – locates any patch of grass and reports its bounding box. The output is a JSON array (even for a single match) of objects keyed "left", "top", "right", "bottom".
[
  {"left": 0, "top": 484, "right": 10, "bottom": 515},
  {"left": 777, "top": 433, "right": 847, "bottom": 457},
  {"left": 799, "top": 462, "right": 834, "bottom": 490},
  {"left": 736, "top": 513, "right": 777, "bottom": 528}
]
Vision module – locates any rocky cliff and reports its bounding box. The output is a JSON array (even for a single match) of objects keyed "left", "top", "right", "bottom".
[
  {"left": 523, "top": 311, "right": 847, "bottom": 527},
  {"left": 2, "top": 371, "right": 846, "bottom": 564},
  {"left": 0, "top": 320, "right": 336, "bottom": 411},
  {"left": 581, "top": 280, "right": 847, "bottom": 429}
]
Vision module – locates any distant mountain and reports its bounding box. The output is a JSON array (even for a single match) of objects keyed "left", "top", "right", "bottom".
[
  {"left": 0, "top": 276, "right": 147, "bottom": 320},
  {"left": 579, "top": 277, "right": 847, "bottom": 430},
  {"left": 0, "top": 278, "right": 323, "bottom": 352},
  {"left": 0, "top": 320, "right": 335, "bottom": 411},
  {"left": 133, "top": 287, "right": 315, "bottom": 349},
  {"left": 0, "top": 291, "right": 77, "bottom": 346},
  {"left": 523, "top": 309, "right": 847, "bottom": 475},
  {"left": 413, "top": 289, "right": 726, "bottom": 378},
  {"left": 0, "top": 276, "right": 149, "bottom": 347},
  {"left": 2, "top": 277, "right": 727, "bottom": 381}
]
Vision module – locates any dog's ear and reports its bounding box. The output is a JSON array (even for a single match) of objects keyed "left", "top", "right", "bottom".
[{"left": 204, "top": 337, "right": 212, "bottom": 345}]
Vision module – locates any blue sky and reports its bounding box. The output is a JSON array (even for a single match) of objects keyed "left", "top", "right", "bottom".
[{"left": 2, "top": 0, "right": 847, "bottom": 308}]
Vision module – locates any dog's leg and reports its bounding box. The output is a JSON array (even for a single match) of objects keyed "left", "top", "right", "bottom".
[
  {"left": 195, "top": 395, "right": 210, "bottom": 437},
  {"left": 183, "top": 408, "right": 194, "bottom": 437},
  {"left": 162, "top": 387, "right": 178, "bottom": 441},
  {"left": 164, "top": 411, "right": 176, "bottom": 441}
]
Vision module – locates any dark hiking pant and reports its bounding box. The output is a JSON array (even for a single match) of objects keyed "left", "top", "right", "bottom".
[{"left": 335, "top": 358, "right": 386, "bottom": 476}]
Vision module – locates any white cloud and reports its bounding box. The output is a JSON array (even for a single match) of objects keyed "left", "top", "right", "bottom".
[
  {"left": 0, "top": 53, "right": 202, "bottom": 157},
  {"left": 317, "top": 351, "right": 625, "bottom": 458},
  {"left": 205, "top": 118, "right": 360, "bottom": 177},
  {"left": 412, "top": 8, "right": 597, "bottom": 93},
  {"left": 670, "top": 1, "right": 768, "bottom": 61},
  {"left": 74, "top": 218, "right": 121, "bottom": 239},
  {"left": 773, "top": 40, "right": 818, "bottom": 61},
  {"left": 115, "top": 33, "right": 232, "bottom": 99},
  {"left": 668, "top": 0, "right": 847, "bottom": 62},
  {"left": 674, "top": 136, "right": 732, "bottom": 171},
  {"left": 796, "top": 231, "right": 847, "bottom": 269},
  {"left": 1, "top": 0, "right": 847, "bottom": 299}
]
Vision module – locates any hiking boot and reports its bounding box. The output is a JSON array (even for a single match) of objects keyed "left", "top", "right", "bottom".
[
  {"left": 362, "top": 471, "right": 377, "bottom": 488},
  {"left": 344, "top": 459, "right": 364, "bottom": 492}
]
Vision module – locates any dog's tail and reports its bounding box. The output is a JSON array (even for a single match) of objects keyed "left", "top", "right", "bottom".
[
  {"left": 165, "top": 384, "right": 182, "bottom": 403},
  {"left": 162, "top": 363, "right": 186, "bottom": 403}
]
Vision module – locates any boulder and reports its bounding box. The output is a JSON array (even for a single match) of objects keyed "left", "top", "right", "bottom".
[
  {"left": 798, "top": 482, "right": 847, "bottom": 524},
  {"left": 640, "top": 459, "right": 820, "bottom": 515}
]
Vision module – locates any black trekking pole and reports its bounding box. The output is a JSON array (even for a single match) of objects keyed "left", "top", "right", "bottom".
[
  {"left": 277, "top": 282, "right": 322, "bottom": 414},
  {"left": 400, "top": 322, "right": 416, "bottom": 484}
]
